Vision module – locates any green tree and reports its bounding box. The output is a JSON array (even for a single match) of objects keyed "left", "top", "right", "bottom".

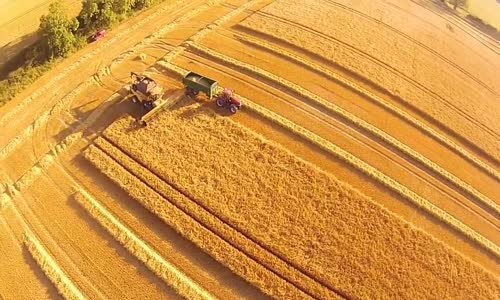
[
  {"left": 78, "top": 0, "right": 116, "bottom": 29},
  {"left": 39, "top": 1, "right": 79, "bottom": 58},
  {"left": 113, "top": 0, "right": 137, "bottom": 15},
  {"left": 133, "top": 0, "right": 157, "bottom": 10}
]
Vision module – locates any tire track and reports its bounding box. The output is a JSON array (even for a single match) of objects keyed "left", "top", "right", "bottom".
[
  {"left": 324, "top": 0, "right": 499, "bottom": 96},
  {"left": 251, "top": 11, "right": 500, "bottom": 141},
  {"left": 85, "top": 139, "right": 334, "bottom": 299},
  {"left": 186, "top": 42, "right": 500, "bottom": 218}
]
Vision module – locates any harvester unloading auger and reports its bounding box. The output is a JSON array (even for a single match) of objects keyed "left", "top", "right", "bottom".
[{"left": 129, "top": 71, "right": 242, "bottom": 126}]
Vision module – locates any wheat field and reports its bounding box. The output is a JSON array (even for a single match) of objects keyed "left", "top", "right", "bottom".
[{"left": 1, "top": 0, "right": 499, "bottom": 299}]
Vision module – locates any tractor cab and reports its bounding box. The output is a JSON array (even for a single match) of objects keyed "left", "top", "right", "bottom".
[{"left": 215, "top": 88, "right": 242, "bottom": 113}]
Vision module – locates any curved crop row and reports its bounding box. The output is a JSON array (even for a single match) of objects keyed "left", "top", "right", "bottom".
[
  {"left": 101, "top": 101, "right": 500, "bottom": 299},
  {"left": 234, "top": 32, "right": 500, "bottom": 182},
  {"left": 187, "top": 42, "right": 500, "bottom": 216},
  {"left": 237, "top": 93, "right": 500, "bottom": 258},
  {"left": 23, "top": 231, "right": 86, "bottom": 300},
  {"left": 157, "top": 63, "right": 500, "bottom": 258},
  {"left": 74, "top": 189, "right": 216, "bottom": 300},
  {"left": 238, "top": 17, "right": 500, "bottom": 164},
  {"left": 83, "top": 143, "right": 321, "bottom": 300}
]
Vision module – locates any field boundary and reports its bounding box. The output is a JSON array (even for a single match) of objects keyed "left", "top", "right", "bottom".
[
  {"left": 233, "top": 31, "right": 500, "bottom": 182},
  {"left": 186, "top": 42, "right": 500, "bottom": 216},
  {"left": 74, "top": 189, "right": 217, "bottom": 300},
  {"left": 24, "top": 231, "right": 86, "bottom": 300}
]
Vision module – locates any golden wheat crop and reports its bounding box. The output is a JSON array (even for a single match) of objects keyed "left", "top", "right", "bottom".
[
  {"left": 23, "top": 231, "right": 86, "bottom": 300},
  {"left": 93, "top": 135, "right": 341, "bottom": 299},
  {"left": 186, "top": 42, "right": 499, "bottom": 216},
  {"left": 234, "top": 33, "right": 500, "bottom": 182},
  {"left": 101, "top": 104, "right": 500, "bottom": 299},
  {"left": 74, "top": 189, "right": 217, "bottom": 300},
  {"left": 83, "top": 142, "right": 317, "bottom": 299},
  {"left": 159, "top": 61, "right": 499, "bottom": 257},
  {"left": 240, "top": 11, "right": 500, "bottom": 163}
]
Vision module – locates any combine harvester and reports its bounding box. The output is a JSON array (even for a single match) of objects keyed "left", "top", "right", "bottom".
[{"left": 129, "top": 71, "right": 242, "bottom": 126}]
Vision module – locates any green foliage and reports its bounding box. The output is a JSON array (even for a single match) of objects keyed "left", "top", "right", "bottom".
[
  {"left": 114, "top": 0, "right": 137, "bottom": 15},
  {"left": 78, "top": 0, "right": 116, "bottom": 29},
  {"left": 0, "top": 61, "right": 55, "bottom": 106},
  {"left": 39, "top": 1, "right": 79, "bottom": 58},
  {"left": 133, "top": 0, "right": 158, "bottom": 9},
  {"left": 1, "top": 0, "right": 164, "bottom": 105}
]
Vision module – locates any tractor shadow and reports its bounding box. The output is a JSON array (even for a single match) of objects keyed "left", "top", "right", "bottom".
[{"left": 177, "top": 93, "right": 238, "bottom": 120}]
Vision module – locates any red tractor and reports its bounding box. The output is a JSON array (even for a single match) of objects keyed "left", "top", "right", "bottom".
[
  {"left": 182, "top": 71, "right": 243, "bottom": 114},
  {"left": 215, "top": 88, "right": 242, "bottom": 114}
]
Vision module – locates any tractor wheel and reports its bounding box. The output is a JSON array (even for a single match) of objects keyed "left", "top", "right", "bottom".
[
  {"left": 216, "top": 98, "right": 225, "bottom": 107},
  {"left": 143, "top": 101, "right": 153, "bottom": 111},
  {"left": 229, "top": 104, "right": 239, "bottom": 114},
  {"left": 186, "top": 88, "right": 196, "bottom": 97}
]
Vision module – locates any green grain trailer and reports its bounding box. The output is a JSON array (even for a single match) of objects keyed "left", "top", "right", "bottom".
[{"left": 182, "top": 71, "right": 219, "bottom": 99}]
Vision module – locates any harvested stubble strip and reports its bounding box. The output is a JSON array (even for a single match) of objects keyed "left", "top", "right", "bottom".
[
  {"left": 74, "top": 189, "right": 216, "bottom": 300},
  {"left": 239, "top": 9, "right": 500, "bottom": 163},
  {"left": 187, "top": 42, "right": 500, "bottom": 217},
  {"left": 234, "top": 33, "right": 500, "bottom": 182},
  {"left": 103, "top": 106, "right": 500, "bottom": 299},
  {"left": 23, "top": 231, "right": 86, "bottom": 300},
  {"left": 82, "top": 144, "right": 320, "bottom": 300}
]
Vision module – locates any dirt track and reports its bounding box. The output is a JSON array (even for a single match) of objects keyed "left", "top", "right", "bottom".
[{"left": 0, "top": 0, "right": 499, "bottom": 299}]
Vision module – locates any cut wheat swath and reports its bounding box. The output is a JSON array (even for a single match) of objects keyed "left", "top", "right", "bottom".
[
  {"left": 233, "top": 32, "right": 500, "bottom": 182},
  {"left": 24, "top": 231, "right": 86, "bottom": 300},
  {"left": 186, "top": 42, "right": 500, "bottom": 217},
  {"left": 74, "top": 189, "right": 217, "bottom": 300}
]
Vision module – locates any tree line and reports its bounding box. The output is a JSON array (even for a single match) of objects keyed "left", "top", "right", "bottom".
[{"left": 0, "top": 0, "right": 161, "bottom": 103}]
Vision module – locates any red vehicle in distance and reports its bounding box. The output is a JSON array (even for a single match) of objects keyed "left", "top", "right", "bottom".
[{"left": 89, "top": 29, "right": 106, "bottom": 42}]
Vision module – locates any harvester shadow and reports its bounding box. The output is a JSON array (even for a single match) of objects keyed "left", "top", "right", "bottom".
[
  {"left": 21, "top": 246, "right": 63, "bottom": 300},
  {"left": 70, "top": 154, "right": 270, "bottom": 298},
  {"left": 67, "top": 192, "right": 183, "bottom": 299}
]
